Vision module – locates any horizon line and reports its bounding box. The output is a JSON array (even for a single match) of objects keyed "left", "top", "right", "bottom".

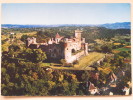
[{"left": 2, "top": 22, "right": 130, "bottom": 25}]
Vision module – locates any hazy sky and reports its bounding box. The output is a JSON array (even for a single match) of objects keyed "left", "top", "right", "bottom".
[{"left": 2, "top": 3, "right": 130, "bottom": 25}]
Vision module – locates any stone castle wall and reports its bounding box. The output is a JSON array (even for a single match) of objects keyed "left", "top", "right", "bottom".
[
  {"left": 66, "top": 50, "right": 86, "bottom": 63},
  {"left": 26, "top": 30, "right": 88, "bottom": 63}
]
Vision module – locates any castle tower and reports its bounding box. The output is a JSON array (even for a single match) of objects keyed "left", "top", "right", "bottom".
[
  {"left": 75, "top": 29, "right": 82, "bottom": 40},
  {"left": 85, "top": 43, "right": 88, "bottom": 55},
  {"left": 75, "top": 29, "right": 82, "bottom": 50},
  {"left": 64, "top": 42, "right": 72, "bottom": 63},
  {"left": 55, "top": 33, "right": 62, "bottom": 43}
]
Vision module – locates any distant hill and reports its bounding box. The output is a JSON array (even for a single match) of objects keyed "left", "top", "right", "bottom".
[
  {"left": 2, "top": 22, "right": 131, "bottom": 29},
  {"left": 99, "top": 22, "right": 130, "bottom": 29}
]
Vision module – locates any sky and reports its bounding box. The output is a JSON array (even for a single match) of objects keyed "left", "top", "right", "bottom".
[{"left": 2, "top": 3, "right": 130, "bottom": 25}]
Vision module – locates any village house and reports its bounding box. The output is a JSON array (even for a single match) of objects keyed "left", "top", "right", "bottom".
[{"left": 88, "top": 81, "right": 99, "bottom": 95}]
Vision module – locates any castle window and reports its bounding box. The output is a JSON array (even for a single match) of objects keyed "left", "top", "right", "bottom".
[{"left": 72, "top": 49, "right": 76, "bottom": 54}]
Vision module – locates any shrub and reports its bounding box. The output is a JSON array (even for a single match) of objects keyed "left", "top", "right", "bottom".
[{"left": 73, "top": 60, "right": 79, "bottom": 64}]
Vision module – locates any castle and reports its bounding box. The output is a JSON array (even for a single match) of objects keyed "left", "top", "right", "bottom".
[{"left": 26, "top": 30, "right": 88, "bottom": 63}]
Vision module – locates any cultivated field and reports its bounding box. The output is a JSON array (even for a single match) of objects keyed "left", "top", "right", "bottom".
[{"left": 112, "top": 46, "right": 131, "bottom": 53}]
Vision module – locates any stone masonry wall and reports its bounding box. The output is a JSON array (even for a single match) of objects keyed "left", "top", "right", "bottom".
[{"left": 66, "top": 50, "right": 85, "bottom": 63}]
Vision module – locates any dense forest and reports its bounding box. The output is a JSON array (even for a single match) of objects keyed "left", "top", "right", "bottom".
[
  {"left": 1, "top": 47, "right": 131, "bottom": 96},
  {"left": 1, "top": 46, "right": 131, "bottom": 96}
]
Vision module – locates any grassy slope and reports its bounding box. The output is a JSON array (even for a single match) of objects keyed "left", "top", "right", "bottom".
[
  {"left": 43, "top": 52, "right": 105, "bottom": 70},
  {"left": 75, "top": 52, "right": 105, "bottom": 68}
]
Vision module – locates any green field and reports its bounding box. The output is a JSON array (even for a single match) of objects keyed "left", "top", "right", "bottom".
[
  {"left": 115, "top": 47, "right": 131, "bottom": 51},
  {"left": 112, "top": 46, "right": 131, "bottom": 54}
]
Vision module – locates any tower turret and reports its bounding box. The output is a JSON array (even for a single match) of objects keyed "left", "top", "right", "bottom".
[{"left": 75, "top": 29, "right": 82, "bottom": 40}]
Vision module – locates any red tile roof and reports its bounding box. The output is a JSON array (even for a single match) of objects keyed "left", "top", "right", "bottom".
[{"left": 55, "top": 33, "right": 61, "bottom": 38}]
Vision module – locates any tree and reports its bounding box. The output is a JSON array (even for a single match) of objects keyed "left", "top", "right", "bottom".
[
  {"left": 94, "top": 45, "right": 101, "bottom": 52},
  {"left": 8, "top": 44, "right": 20, "bottom": 58},
  {"left": 22, "top": 48, "right": 47, "bottom": 63},
  {"left": 101, "top": 44, "right": 112, "bottom": 53},
  {"left": 81, "top": 71, "right": 90, "bottom": 82},
  {"left": 32, "top": 49, "right": 47, "bottom": 63},
  {"left": 20, "top": 35, "right": 28, "bottom": 43},
  {"left": 22, "top": 48, "right": 33, "bottom": 61},
  {"left": 60, "top": 59, "right": 66, "bottom": 66},
  {"left": 118, "top": 51, "right": 130, "bottom": 58}
]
